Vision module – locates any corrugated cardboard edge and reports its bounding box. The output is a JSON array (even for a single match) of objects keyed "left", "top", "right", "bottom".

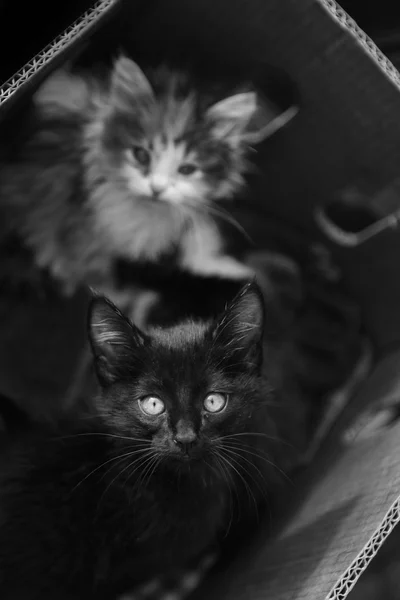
[
  {"left": 316, "top": 0, "right": 400, "bottom": 596},
  {"left": 318, "top": 0, "right": 400, "bottom": 92},
  {"left": 0, "top": 0, "right": 119, "bottom": 108},
  {"left": 326, "top": 494, "right": 400, "bottom": 598}
]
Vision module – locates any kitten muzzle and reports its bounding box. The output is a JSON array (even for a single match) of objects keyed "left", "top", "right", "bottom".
[{"left": 173, "top": 437, "right": 198, "bottom": 456}]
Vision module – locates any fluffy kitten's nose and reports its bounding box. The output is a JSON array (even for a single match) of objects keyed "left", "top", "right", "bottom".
[
  {"left": 150, "top": 176, "right": 168, "bottom": 197},
  {"left": 174, "top": 423, "right": 197, "bottom": 455}
]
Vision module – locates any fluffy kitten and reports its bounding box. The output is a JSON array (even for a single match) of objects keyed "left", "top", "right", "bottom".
[
  {"left": 0, "top": 283, "right": 304, "bottom": 600},
  {"left": 0, "top": 55, "right": 277, "bottom": 298}
]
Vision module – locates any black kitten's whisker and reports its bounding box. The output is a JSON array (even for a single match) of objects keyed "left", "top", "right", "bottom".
[
  {"left": 55, "top": 432, "right": 152, "bottom": 444},
  {"left": 209, "top": 454, "right": 235, "bottom": 538},
  {"left": 222, "top": 441, "right": 293, "bottom": 484},
  {"left": 135, "top": 454, "right": 159, "bottom": 491},
  {"left": 140, "top": 455, "right": 161, "bottom": 491},
  {"left": 107, "top": 444, "right": 151, "bottom": 455},
  {"left": 117, "top": 452, "right": 159, "bottom": 496},
  {"left": 217, "top": 451, "right": 259, "bottom": 521},
  {"left": 220, "top": 452, "right": 259, "bottom": 523},
  {"left": 221, "top": 431, "right": 297, "bottom": 452},
  {"left": 97, "top": 448, "right": 152, "bottom": 484},
  {"left": 70, "top": 449, "right": 149, "bottom": 494},
  {"left": 212, "top": 450, "right": 236, "bottom": 493},
  {"left": 221, "top": 447, "right": 271, "bottom": 507},
  {"left": 222, "top": 449, "right": 272, "bottom": 522},
  {"left": 220, "top": 447, "right": 264, "bottom": 496},
  {"left": 98, "top": 451, "right": 158, "bottom": 510},
  {"left": 220, "top": 431, "right": 285, "bottom": 444}
]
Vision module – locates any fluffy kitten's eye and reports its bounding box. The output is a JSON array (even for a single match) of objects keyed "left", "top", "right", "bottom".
[
  {"left": 139, "top": 396, "right": 165, "bottom": 416},
  {"left": 178, "top": 163, "right": 198, "bottom": 176},
  {"left": 133, "top": 146, "right": 151, "bottom": 167},
  {"left": 203, "top": 393, "right": 228, "bottom": 413}
]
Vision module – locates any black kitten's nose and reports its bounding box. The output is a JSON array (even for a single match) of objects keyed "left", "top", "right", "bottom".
[
  {"left": 174, "top": 438, "right": 197, "bottom": 454},
  {"left": 174, "top": 423, "right": 197, "bottom": 455}
]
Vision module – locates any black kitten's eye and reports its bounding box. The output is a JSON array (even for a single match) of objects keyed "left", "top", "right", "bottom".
[
  {"left": 133, "top": 146, "right": 151, "bottom": 167},
  {"left": 139, "top": 395, "right": 165, "bottom": 416},
  {"left": 178, "top": 163, "right": 198, "bottom": 176},
  {"left": 203, "top": 393, "right": 228, "bottom": 414}
]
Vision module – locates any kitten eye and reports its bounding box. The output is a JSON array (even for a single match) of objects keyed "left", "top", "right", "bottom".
[
  {"left": 133, "top": 146, "right": 151, "bottom": 167},
  {"left": 139, "top": 396, "right": 165, "bottom": 416},
  {"left": 203, "top": 393, "right": 228, "bottom": 414},
  {"left": 178, "top": 163, "right": 198, "bottom": 176}
]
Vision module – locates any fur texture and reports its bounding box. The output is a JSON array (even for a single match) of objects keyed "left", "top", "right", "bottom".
[
  {"left": 0, "top": 56, "right": 276, "bottom": 296},
  {"left": 0, "top": 283, "right": 305, "bottom": 599}
]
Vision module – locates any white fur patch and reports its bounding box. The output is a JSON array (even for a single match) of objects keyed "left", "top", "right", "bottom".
[{"left": 181, "top": 219, "right": 254, "bottom": 279}]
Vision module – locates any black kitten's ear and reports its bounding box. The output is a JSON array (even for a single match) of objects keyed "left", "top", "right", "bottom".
[
  {"left": 213, "top": 282, "right": 265, "bottom": 371},
  {"left": 110, "top": 55, "right": 155, "bottom": 110},
  {"left": 88, "top": 295, "right": 147, "bottom": 386}
]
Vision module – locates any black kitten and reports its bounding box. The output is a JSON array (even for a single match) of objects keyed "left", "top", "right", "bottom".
[{"left": 0, "top": 283, "right": 297, "bottom": 600}]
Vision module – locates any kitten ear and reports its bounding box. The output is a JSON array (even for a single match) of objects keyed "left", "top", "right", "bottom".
[
  {"left": 206, "top": 92, "right": 297, "bottom": 145},
  {"left": 212, "top": 282, "right": 264, "bottom": 371},
  {"left": 88, "top": 295, "right": 147, "bottom": 386},
  {"left": 110, "top": 55, "right": 155, "bottom": 109},
  {"left": 206, "top": 92, "right": 257, "bottom": 144}
]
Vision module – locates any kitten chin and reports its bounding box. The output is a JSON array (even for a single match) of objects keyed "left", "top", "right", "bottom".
[
  {"left": 0, "top": 55, "right": 276, "bottom": 299},
  {"left": 0, "top": 283, "right": 303, "bottom": 599}
]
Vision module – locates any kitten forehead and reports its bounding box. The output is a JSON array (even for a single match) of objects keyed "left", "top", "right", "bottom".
[
  {"left": 151, "top": 321, "right": 209, "bottom": 348},
  {"left": 158, "top": 93, "right": 197, "bottom": 139},
  {"left": 151, "top": 135, "right": 188, "bottom": 167}
]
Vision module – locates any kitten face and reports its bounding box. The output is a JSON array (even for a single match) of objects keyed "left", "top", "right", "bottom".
[
  {"left": 100, "top": 56, "right": 274, "bottom": 209},
  {"left": 88, "top": 283, "right": 266, "bottom": 472}
]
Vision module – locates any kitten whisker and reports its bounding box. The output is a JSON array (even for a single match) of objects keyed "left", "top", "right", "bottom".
[
  {"left": 197, "top": 201, "right": 253, "bottom": 245},
  {"left": 139, "top": 455, "right": 161, "bottom": 492},
  {"left": 220, "top": 431, "right": 296, "bottom": 451},
  {"left": 220, "top": 446, "right": 271, "bottom": 506},
  {"left": 220, "top": 447, "right": 265, "bottom": 491},
  {"left": 97, "top": 451, "right": 159, "bottom": 511},
  {"left": 211, "top": 451, "right": 237, "bottom": 535},
  {"left": 107, "top": 443, "right": 152, "bottom": 454},
  {"left": 55, "top": 432, "right": 151, "bottom": 444},
  {"left": 222, "top": 441, "right": 293, "bottom": 484},
  {"left": 219, "top": 431, "right": 285, "bottom": 444},
  {"left": 221, "top": 448, "right": 272, "bottom": 523},
  {"left": 96, "top": 448, "right": 153, "bottom": 484},
  {"left": 134, "top": 454, "right": 158, "bottom": 491},
  {"left": 70, "top": 448, "right": 150, "bottom": 494},
  {"left": 118, "top": 452, "right": 159, "bottom": 498},
  {"left": 217, "top": 451, "right": 259, "bottom": 522}
]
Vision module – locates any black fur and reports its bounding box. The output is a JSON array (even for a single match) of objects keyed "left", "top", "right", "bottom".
[
  {"left": 115, "top": 257, "right": 245, "bottom": 326},
  {"left": 0, "top": 283, "right": 296, "bottom": 599}
]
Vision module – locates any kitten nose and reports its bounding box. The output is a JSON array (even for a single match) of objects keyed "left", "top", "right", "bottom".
[
  {"left": 174, "top": 423, "right": 197, "bottom": 454},
  {"left": 174, "top": 436, "right": 197, "bottom": 454},
  {"left": 150, "top": 176, "right": 168, "bottom": 197}
]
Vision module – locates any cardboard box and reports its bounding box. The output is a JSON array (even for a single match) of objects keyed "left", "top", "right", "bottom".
[{"left": 2, "top": 0, "right": 400, "bottom": 598}]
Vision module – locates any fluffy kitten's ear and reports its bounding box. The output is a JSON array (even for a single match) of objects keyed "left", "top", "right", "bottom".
[
  {"left": 110, "top": 56, "right": 155, "bottom": 109},
  {"left": 88, "top": 295, "right": 147, "bottom": 386},
  {"left": 206, "top": 92, "right": 296, "bottom": 146},
  {"left": 206, "top": 92, "right": 257, "bottom": 144},
  {"left": 213, "top": 282, "right": 264, "bottom": 371}
]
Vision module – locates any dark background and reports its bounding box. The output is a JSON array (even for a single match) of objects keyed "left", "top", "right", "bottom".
[{"left": 1, "top": 0, "right": 400, "bottom": 85}]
